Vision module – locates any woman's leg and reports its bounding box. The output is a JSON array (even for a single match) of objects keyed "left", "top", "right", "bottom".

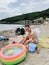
[
  {"left": 36, "top": 44, "right": 41, "bottom": 53},
  {"left": 19, "top": 35, "right": 27, "bottom": 44},
  {"left": 24, "top": 40, "right": 30, "bottom": 44}
]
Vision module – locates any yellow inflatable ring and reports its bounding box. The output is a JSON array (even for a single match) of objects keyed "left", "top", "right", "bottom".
[{"left": 39, "top": 37, "right": 49, "bottom": 48}]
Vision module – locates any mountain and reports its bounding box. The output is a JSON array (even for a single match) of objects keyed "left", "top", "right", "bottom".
[{"left": 0, "top": 8, "right": 49, "bottom": 24}]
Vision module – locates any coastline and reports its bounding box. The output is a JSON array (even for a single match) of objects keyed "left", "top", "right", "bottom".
[{"left": 0, "top": 24, "right": 49, "bottom": 37}]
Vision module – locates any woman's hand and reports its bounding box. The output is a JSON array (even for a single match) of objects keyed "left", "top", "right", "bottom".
[{"left": 29, "top": 38, "right": 34, "bottom": 42}]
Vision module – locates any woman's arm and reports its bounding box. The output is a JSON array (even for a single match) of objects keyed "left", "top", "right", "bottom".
[{"left": 33, "top": 39, "right": 38, "bottom": 44}]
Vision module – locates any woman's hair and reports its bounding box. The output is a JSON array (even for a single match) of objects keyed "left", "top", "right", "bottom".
[
  {"left": 25, "top": 25, "right": 31, "bottom": 33},
  {"left": 25, "top": 25, "right": 30, "bottom": 27}
]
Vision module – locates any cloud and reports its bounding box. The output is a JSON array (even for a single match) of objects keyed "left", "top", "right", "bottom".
[
  {"left": 0, "top": 0, "right": 17, "bottom": 6},
  {"left": 0, "top": 0, "right": 18, "bottom": 19},
  {"left": 0, "top": 0, "right": 49, "bottom": 19},
  {"left": 20, "top": 0, "right": 49, "bottom": 13},
  {"left": 20, "top": 3, "right": 27, "bottom": 6}
]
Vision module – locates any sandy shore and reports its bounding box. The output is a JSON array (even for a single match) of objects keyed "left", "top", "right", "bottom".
[{"left": 0, "top": 24, "right": 49, "bottom": 65}]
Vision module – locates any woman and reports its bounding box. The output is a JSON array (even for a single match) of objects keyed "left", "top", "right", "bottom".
[{"left": 19, "top": 25, "right": 40, "bottom": 53}]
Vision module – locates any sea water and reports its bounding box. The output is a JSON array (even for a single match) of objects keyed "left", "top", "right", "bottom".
[{"left": 0, "top": 24, "right": 23, "bottom": 31}]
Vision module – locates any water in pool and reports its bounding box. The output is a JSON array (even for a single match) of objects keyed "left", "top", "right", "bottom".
[{"left": 3, "top": 47, "right": 22, "bottom": 56}]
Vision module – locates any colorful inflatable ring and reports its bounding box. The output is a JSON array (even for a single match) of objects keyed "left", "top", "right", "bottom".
[
  {"left": 39, "top": 37, "right": 49, "bottom": 48},
  {"left": 0, "top": 44, "right": 26, "bottom": 65}
]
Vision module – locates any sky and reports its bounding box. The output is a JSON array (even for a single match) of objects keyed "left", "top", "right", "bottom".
[{"left": 0, "top": 0, "right": 49, "bottom": 20}]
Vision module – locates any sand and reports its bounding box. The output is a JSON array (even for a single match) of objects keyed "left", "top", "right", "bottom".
[{"left": 0, "top": 24, "right": 49, "bottom": 65}]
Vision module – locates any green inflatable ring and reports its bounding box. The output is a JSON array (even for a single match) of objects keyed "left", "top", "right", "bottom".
[{"left": 1, "top": 53, "right": 26, "bottom": 65}]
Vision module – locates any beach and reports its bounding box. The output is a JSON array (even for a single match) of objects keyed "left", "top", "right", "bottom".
[{"left": 0, "top": 24, "right": 49, "bottom": 65}]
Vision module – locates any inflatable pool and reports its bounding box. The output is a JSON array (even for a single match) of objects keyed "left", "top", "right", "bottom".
[{"left": 0, "top": 44, "right": 26, "bottom": 65}]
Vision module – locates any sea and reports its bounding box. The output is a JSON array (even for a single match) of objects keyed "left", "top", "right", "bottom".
[{"left": 0, "top": 24, "right": 23, "bottom": 31}]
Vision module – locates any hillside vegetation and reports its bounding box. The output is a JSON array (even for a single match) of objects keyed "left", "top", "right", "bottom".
[{"left": 0, "top": 8, "right": 49, "bottom": 24}]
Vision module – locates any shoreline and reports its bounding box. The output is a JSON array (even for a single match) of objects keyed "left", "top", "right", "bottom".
[{"left": 0, "top": 24, "right": 49, "bottom": 37}]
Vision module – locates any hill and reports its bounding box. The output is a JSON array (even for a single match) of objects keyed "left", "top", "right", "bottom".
[{"left": 0, "top": 8, "right": 49, "bottom": 24}]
